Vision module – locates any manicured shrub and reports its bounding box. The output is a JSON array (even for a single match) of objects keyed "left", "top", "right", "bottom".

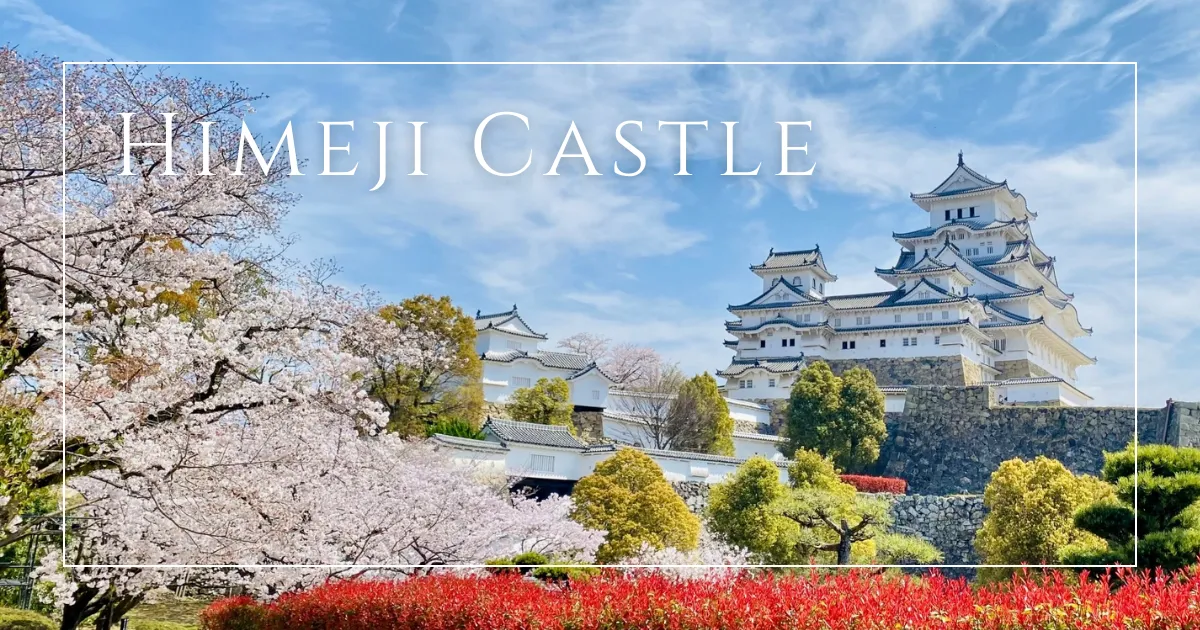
[
  {"left": 0, "top": 607, "right": 55, "bottom": 630},
  {"left": 839, "top": 474, "right": 907, "bottom": 494},
  {"left": 198, "top": 596, "right": 264, "bottom": 630},
  {"left": 201, "top": 569, "right": 1200, "bottom": 630},
  {"left": 571, "top": 449, "right": 700, "bottom": 562}
]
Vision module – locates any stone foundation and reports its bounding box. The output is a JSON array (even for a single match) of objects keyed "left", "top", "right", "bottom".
[
  {"left": 672, "top": 480, "right": 709, "bottom": 514},
  {"left": 993, "top": 359, "right": 1050, "bottom": 380},
  {"left": 824, "top": 356, "right": 983, "bottom": 387},
  {"left": 572, "top": 410, "right": 606, "bottom": 444},
  {"left": 875, "top": 386, "right": 1158, "bottom": 494},
  {"left": 873, "top": 493, "right": 985, "bottom": 565},
  {"left": 484, "top": 401, "right": 509, "bottom": 418}
]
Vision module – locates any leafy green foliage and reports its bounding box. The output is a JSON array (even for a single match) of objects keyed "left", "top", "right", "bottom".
[
  {"left": 0, "top": 607, "right": 55, "bottom": 630},
  {"left": 782, "top": 363, "right": 886, "bottom": 473},
  {"left": 507, "top": 377, "right": 574, "bottom": 430},
  {"left": 706, "top": 456, "right": 799, "bottom": 563},
  {"left": 1066, "top": 443, "right": 1200, "bottom": 572},
  {"left": 975, "top": 456, "right": 1114, "bottom": 581},
  {"left": 674, "top": 372, "right": 734, "bottom": 456},
  {"left": 424, "top": 418, "right": 486, "bottom": 440},
  {"left": 571, "top": 449, "right": 699, "bottom": 562},
  {"left": 874, "top": 532, "right": 944, "bottom": 565},
  {"left": 371, "top": 295, "right": 484, "bottom": 436}
]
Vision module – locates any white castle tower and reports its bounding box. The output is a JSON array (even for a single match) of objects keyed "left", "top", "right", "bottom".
[{"left": 719, "top": 154, "right": 1095, "bottom": 406}]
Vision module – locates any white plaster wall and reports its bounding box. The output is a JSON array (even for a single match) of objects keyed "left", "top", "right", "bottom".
[{"left": 732, "top": 434, "right": 785, "bottom": 461}]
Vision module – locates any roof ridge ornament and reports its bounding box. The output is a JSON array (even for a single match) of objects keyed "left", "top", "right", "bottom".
[{"left": 957, "top": 150, "right": 964, "bottom": 167}]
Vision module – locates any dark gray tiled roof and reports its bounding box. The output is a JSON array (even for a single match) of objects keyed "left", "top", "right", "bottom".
[
  {"left": 483, "top": 418, "right": 590, "bottom": 449},
  {"left": 474, "top": 306, "right": 548, "bottom": 340},
  {"left": 482, "top": 349, "right": 590, "bottom": 371},
  {"left": 430, "top": 434, "right": 509, "bottom": 452}
]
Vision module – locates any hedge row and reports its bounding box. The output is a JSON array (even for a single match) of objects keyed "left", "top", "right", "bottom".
[
  {"left": 201, "top": 569, "right": 1200, "bottom": 630},
  {"left": 839, "top": 473, "right": 907, "bottom": 494}
]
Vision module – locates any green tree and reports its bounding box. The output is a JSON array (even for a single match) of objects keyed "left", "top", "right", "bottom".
[
  {"left": 1064, "top": 443, "right": 1200, "bottom": 572},
  {"left": 571, "top": 449, "right": 700, "bottom": 562},
  {"left": 424, "top": 418, "right": 487, "bottom": 440},
  {"left": 782, "top": 362, "right": 886, "bottom": 473},
  {"left": 508, "top": 377, "right": 574, "bottom": 429},
  {"left": 369, "top": 295, "right": 484, "bottom": 436},
  {"left": 673, "top": 372, "right": 735, "bottom": 456},
  {"left": 706, "top": 456, "right": 800, "bottom": 563},
  {"left": 975, "top": 456, "right": 1114, "bottom": 581},
  {"left": 779, "top": 449, "right": 939, "bottom": 565}
]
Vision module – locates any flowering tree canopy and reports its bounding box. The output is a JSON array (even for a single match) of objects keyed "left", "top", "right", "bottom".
[{"left": 0, "top": 49, "right": 601, "bottom": 630}]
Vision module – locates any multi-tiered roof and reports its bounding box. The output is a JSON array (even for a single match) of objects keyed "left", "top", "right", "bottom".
[{"left": 720, "top": 155, "right": 1095, "bottom": 401}]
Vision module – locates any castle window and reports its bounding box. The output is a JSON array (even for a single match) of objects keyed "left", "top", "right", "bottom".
[
  {"left": 507, "top": 340, "right": 523, "bottom": 350},
  {"left": 941, "top": 310, "right": 950, "bottom": 320},
  {"left": 530, "top": 454, "right": 556, "bottom": 473},
  {"left": 856, "top": 316, "right": 863, "bottom": 325},
  {"left": 993, "top": 339, "right": 1007, "bottom": 352},
  {"left": 864, "top": 316, "right": 871, "bottom": 325},
  {"left": 788, "top": 338, "right": 796, "bottom": 347},
  {"left": 934, "top": 335, "right": 941, "bottom": 345},
  {"left": 919, "top": 291, "right": 930, "bottom": 299},
  {"left": 781, "top": 339, "right": 788, "bottom": 348},
  {"left": 850, "top": 340, "right": 856, "bottom": 349},
  {"left": 819, "top": 282, "right": 824, "bottom": 292},
  {"left": 910, "top": 336, "right": 918, "bottom": 345},
  {"left": 793, "top": 276, "right": 801, "bottom": 284},
  {"left": 811, "top": 278, "right": 816, "bottom": 289},
  {"left": 759, "top": 340, "right": 766, "bottom": 348},
  {"left": 512, "top": 376, "right": 531, "bottom": 388},
  {"left": 986, "top": 241, "right": 994, "bottom": 253},
  {"left": 834, "top": 318, "right": 841, "bottom": 327},
  {"left": 880, "top": 339, "right": 887, "bottom": 348},
  {"left": 746, "top": 379, "right": 754, "bottom": 388},
  {"left": 969, "top": 207, "right": 976, "bottom": 217},
  {"left": 902, "top": 337, "right": 909, "bottom": 347},
  {"left": 944, "top": 210, "right": 951, "bottom": 221},
  {"left": 592, "top": 390, "right": 601, "bottom": 400},
  {"left": 894, "top": 314, "right": 902, "bottom": 323},
  {"left": 802, "top": 314, "right": 811, "bottom": 322},
  {"left": 917, "top": 312, "right": 925, "bottom": 322},
  {"left": 957, "top": 208, "right": 963, "bottom": 219},
  {"left": 768, "top": 378, "right": 776, "bottom": 388}
]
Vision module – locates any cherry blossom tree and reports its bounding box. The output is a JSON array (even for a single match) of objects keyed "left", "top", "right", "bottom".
[
  {"left": 0, "top": 49, "right": 601, "bottom": 630},
  {"left": 557, "top": 332, "right": 666, "bottom": 388}
]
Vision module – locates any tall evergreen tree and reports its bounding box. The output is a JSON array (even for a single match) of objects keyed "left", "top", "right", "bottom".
[
  {"left": 782, "top": 362, "right": 886, "bottom": 473},
  {"left": 674, "top": 372, "right": 735, "bottom": 456},
  {"left": 508, "top": 377, "right": 575, "bottom": 430}
]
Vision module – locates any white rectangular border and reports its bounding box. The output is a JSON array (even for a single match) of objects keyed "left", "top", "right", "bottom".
[{"left": 60, "top": 60, "right": 1139, "bottom": 570}]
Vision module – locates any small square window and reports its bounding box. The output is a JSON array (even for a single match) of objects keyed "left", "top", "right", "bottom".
[
  {"left": 880, "top": 339, "right": 887, "bottom": 348},
  {"left": 864, "top": 316, "right": 871, "bottom": 325},
  {"left": 934, "top": 335, "right": 941, "bottom": 345},
  {"left": 841, "top": 341, "right": 848, "bottom": 349},
  {"left": 789, "top": 338, "right": 796, "bottom": 347},
  {"left": 782, "top": 339, "right": 788, "bottom": 347},
  {"left": 849, "top": 340, "right": 856, "bottom": 349},
  {"left": 746, "top": 380, "right": 753, "bottom": 388},
  {"left": 768, "top": 378, "right": 776, "bottom": 388},
  {"left": 941, "top": 310, "right": 949, "bottom": 320},
  {"left": 957, "top": 208, "right": 963, "bottom": 218},
  {"left": 902, "top": 337, "right": 910, "bottom": 347},
  {"left": 944, "top": 210, "right": 951, "bottom": 220},
  {"left": 969, "top": 207, "right": 976, "bottom": 217},
  {"left": 592, "top": 389, "right": 601, "bottom": 400},
  {"left": 894, "top": 314, "right": 901, "bottom": 323},
  {"left": 760, "top": 340, "right": 766, "bottom": 348},
  {"left": 512, "top": 376, "right": 531, "bottom": 388},
  {"left": 834, "top": 318, "right": 841, "bottom": 327},
  {"left": 910, "top": 336, "right": 918, "bottom": 346}
]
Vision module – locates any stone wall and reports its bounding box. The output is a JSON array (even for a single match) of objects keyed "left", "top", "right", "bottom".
[
  {"left": 672, "top": 480, "right": 709, "bottom": 514},
  {"left": 572, "top": 410, "right": 606, "bottom": 444},
  {"left": 824, "top": 356, "right": 981, "bottom": 387},
  {"left": 875, "top": 386, "right": 1161, "bottom": 494},
  {"left": 874, "top": 493, "right": 985, "bottom": 565},
  {"left": 993, "top": 358, "right": 1051, "bottom": 380}
]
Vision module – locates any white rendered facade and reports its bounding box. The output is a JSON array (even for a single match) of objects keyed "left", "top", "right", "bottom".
[
  {"left": 720, "top": 155, "right": 1096, "bottom": 405},
  {"left": 475, "top": 306, "right": 616, "bottom": 408}
]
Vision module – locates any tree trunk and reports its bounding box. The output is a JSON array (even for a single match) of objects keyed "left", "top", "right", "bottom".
[{"left": 836, "top": 534, "right": 852, "bottom": 565}]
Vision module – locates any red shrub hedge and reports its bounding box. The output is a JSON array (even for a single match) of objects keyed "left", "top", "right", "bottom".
[
  {"left": 840, "top": 474, "right": 907, "bottom": 494},
  {"left": 202, "top": 569, "right": 1200, "bottom": 630}
]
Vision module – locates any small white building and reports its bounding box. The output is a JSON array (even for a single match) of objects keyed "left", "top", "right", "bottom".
[
  {"left": 475, "top": 306, "right": 617, "bottom": 409},
  {"left": 430, "top": 418, "right": 790, "bottom": 487}
]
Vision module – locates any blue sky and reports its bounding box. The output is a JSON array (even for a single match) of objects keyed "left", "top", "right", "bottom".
[{"left": 3, "top": 0, "right": 1195, "bottom": 407}]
